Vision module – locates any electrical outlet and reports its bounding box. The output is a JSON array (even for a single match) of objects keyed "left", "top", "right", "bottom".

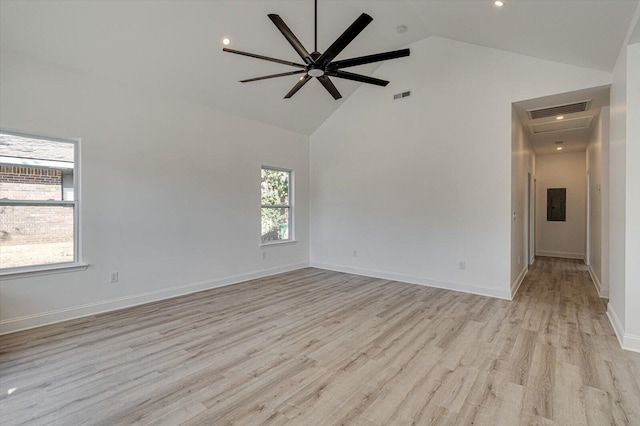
[
  {"left": 353, "top": 250, "right": 357, "bottom": 257},
  {"left": 262, "top": 251, "right": 267, "bottom": 260},
  {"left": 110, "top": 272, "right": 119, "bottom": 283},
  {"left": 459, "top": 261, "right": 465, "bottom": 270}
]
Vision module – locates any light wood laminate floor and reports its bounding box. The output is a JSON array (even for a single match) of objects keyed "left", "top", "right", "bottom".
[{"left": 1, "top": 257, "right": 639, "bottom": 425}]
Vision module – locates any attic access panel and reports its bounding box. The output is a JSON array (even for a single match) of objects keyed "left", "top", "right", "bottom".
[
  {"left": 528, "top": 116, "right": 594, "bottom": 135},
  {"left": 547, "top": 188, "right": 566, "bottom": 221}
]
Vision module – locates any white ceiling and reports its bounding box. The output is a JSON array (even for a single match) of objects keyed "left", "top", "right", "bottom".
[
  {"left": 513, "top": 85, "right": 610, "bottom": 155},
  {"left": 0, "top": 0, "right": 637, "bottom": 135}
]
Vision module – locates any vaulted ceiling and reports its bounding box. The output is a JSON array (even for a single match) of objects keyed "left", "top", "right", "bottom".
[{"left": 1, "top": 0, "right": 637, "bottom": 135}]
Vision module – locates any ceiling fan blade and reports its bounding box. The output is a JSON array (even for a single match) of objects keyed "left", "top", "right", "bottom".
[
  {"left": 284, "top": 75, "right": 311, "bottom": 98},
  {"left": 268, "top": 14, "right": 314, "bottom": 65},
  {"left": 327, "top": 70, "right": 389, "bottom": 86},
  {"left": 223, "top": 48, "right": 306, "bottom": 68},
  {"left": 317, "top": 13, "right": 373, "bottom": 66},
  {"left": 240, "top": 70, "right": 307, "bottom": 83},
  {"left": 317, "top": 76, "right": 342, "bottom": 100},
  {"left": 329, "top": 48, "right": 410, "bottom": 70}
]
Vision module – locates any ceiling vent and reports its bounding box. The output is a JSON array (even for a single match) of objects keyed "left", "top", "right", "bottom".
[
  {"left": 393, "top": 90, "right": 411, "bottom": 100},
  {"left": 527, "top": 100, "right": 591, "bottom": 120}
]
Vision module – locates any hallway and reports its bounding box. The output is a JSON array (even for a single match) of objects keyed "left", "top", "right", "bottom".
[{"left": 511, "top": 256, "right": 640, "bottom": 424}]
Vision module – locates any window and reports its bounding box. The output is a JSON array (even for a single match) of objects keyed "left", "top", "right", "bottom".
[
  {"left": 261, "top": 167, "right": 292, "bottom": 244},
  {"left": 0, "top": 130, "right": 80, "bottom": 272}
]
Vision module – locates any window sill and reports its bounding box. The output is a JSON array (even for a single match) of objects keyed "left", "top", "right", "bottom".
[
  {"left": 0, "top": 263, "right": 89, "bottom": 281},
  {"left": 260, "top": 240, "right": 297, "bottom": 247}
]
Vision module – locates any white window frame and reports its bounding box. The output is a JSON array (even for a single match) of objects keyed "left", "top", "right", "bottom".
[
  {"left": 0, "top": 129, "right": 87, "bottom": 278},
  {"left": 260, "top": 166, "right": 294, "bottom": 246}
]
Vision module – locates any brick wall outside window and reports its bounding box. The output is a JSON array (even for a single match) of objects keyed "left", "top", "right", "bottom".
[{"left": 0, "top": 165, "right": 72, "bottom": 246}]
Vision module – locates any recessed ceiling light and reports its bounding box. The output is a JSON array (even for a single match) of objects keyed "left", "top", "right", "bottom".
[
  {"left": 556, "top": 115, "right": 564, "bottom": 120},
  {"left": 557, "top": 146, "right": 563, "bottom": 150},
  {"left": 494, "top": 1, "right": 504, "bottom": 7},
  {"left": 222, "top": 38, "right": 230, "bottom": 46},
  {"left": 396, "top": 25, "right": 408, "bottom": 34}
]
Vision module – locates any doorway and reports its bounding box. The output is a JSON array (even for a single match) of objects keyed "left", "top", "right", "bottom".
[
  {"left": 586, "top": 171, "right": 591, "bottom": 265},
  {"left": 528, "top": 173, "right": 535, "bottom": 264}
]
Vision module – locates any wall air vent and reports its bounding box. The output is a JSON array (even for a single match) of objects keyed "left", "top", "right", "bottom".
[
  {"left": 393, "top": 90, "right": 411, "bottom": 101},
  {"left": 527, "top": 100, "right": 591, "bottom": 120}
]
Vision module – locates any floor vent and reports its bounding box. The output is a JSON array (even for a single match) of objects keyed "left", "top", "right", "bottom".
[
  {"left": 527, "top": 100, "right": 591, "bottom": 120},
  {"left": 393, "top": 90, "right": 411, "bottom": 100}
]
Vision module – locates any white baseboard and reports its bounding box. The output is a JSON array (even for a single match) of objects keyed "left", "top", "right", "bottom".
[
  {"left": 511, "top": 265, "right": 528, "bottom": 299},
  {"left": 608, "top": 303, "right": 625, "bottom": 344},
  {"left": 309, "top": 262, "right": 511, "bottom": 300},
  {"left": 623, "top": 334, "right": 640, "bottom": 353},
  {"left": 0, "top": 262, "right": 309, "bottom": 335},
  {"left": 535, "top": 250, "right": 585, "bottom": 259},
  {"left": 607, "top": 303, "right": 640, "bottom": 353},
  {"left": 588, "top": 266, "right": 608, "bottom": 298}
]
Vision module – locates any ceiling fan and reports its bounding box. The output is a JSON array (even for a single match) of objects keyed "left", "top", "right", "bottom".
[{"left": 222, "top": 0, "right": 410, "bottom": 100}]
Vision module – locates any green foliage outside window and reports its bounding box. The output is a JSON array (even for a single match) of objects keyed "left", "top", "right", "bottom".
[{"left": 261, "top": 168, "right": 291, "bottom": 243}]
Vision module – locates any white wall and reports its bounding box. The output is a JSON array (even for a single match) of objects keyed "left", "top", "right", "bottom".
[
  {"left": 609, "top": 34, "right": 640, "bottom": 353},
  {"left": 310, "top": 36, "right": 610, "bottom": 300},
  {"left": 0, "top": 50, "right": 310, "bottom": 334},
  {"left": 586, "top": 108, "right": 610, "bottom": 297},
  {"left": 609, "top": 41, "right": 628, "bottom": 337},
  {"left": 510, "top": 107, "right": 535, "bottom": 296},
  {"left": 535, "top": 152, "right": 587, "bottom": 259},
  {"left": 624, "top": 41, "right": 640, "bottom": 349}
]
